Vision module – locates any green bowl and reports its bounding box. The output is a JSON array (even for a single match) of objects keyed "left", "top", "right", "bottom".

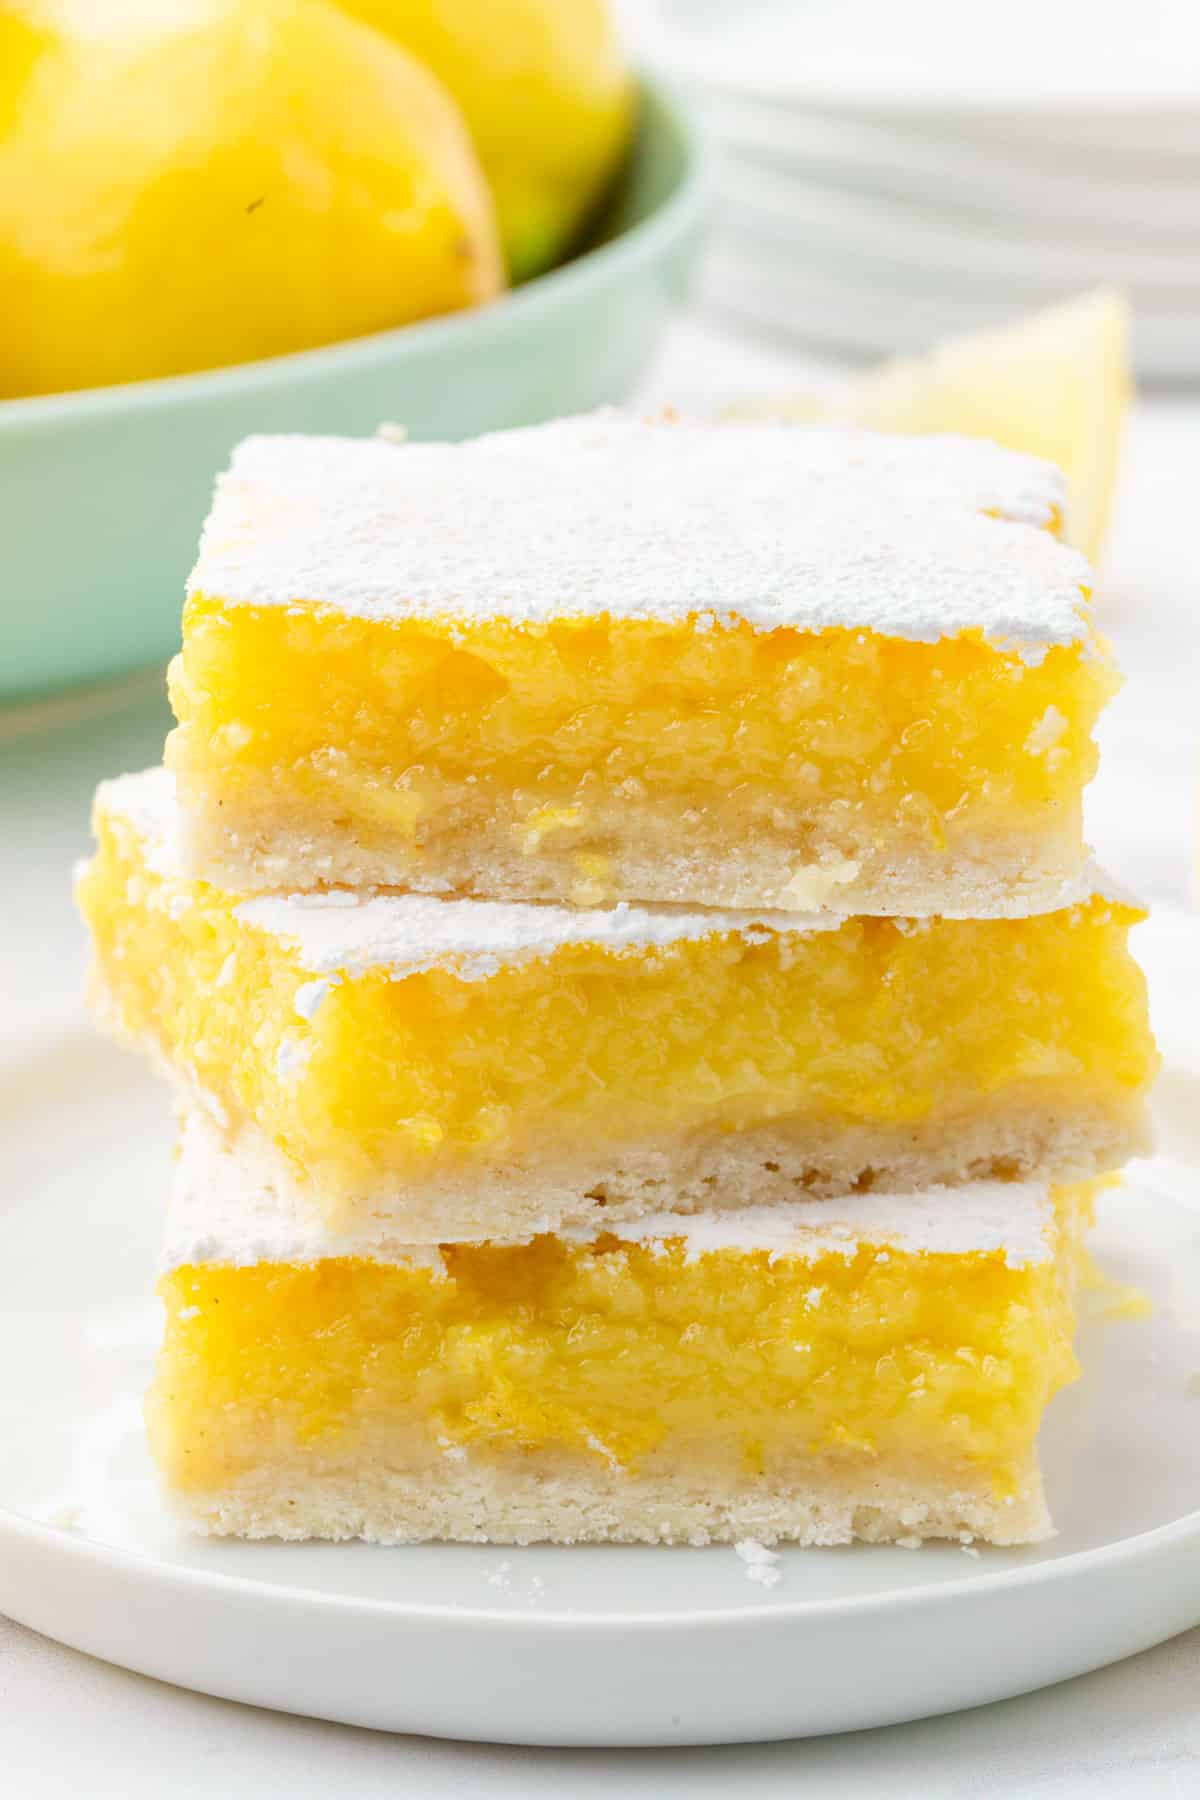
[{"left": 0, "top": 81, "right": 705, "bottom": 702}]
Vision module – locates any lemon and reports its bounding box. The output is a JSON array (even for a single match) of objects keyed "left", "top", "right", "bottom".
[
  {"left": 0, "top": 11, "right": 49, "bottom": 131},
  {"left": 0, "top": 0, "right": 504, "bottom": 397},
  {"left": 339, "top": 0, "right": 634, "bottom": 280},
  {"left": 737, "top": 291, "right": 1131, "bottom": 564}
]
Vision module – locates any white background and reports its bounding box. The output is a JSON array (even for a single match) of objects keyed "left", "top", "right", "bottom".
[{"left": 2, "top": 315, "right": 1198, "bottom": 1794}]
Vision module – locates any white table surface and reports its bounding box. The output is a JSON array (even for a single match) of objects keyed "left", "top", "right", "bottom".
[{"left": 2, "top": 315, "right": 1198, "bottom": 1795}]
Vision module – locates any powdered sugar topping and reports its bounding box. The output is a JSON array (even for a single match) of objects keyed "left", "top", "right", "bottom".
[
  {"left": 574, "top": 1183, "right": 1058, "bottom": 1266},
  {"left": 235, "top": 890, "right": 826, "bottom": 980},
  {"left": 165, "top": 1112, "right": 451, "bottom": 1273},
  {"left": 189, "top": 413, "right": 1090, "bottom": 654}
]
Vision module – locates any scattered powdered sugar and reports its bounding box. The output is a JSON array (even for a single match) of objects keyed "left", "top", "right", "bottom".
[
  {"left": 735, "top": 1540, "right": 783, "bottom": 1588},
  {"left": 189, "top": 414, "right": 1090, "bottom": 656}
]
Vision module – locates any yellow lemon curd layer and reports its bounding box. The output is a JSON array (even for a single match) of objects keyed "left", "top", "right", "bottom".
[
  {"left": 168, "top": 603, "right": 1115, "bottom": 909},
  {"left": 149, "top": 1183, "right": 1092, "bottom": 1513},
  {"left": 167, "top": 417, "right": 1109, "bottom": 909},
  {"left": 79, "top": 773, "right": 1155, "bottom": 1231}
]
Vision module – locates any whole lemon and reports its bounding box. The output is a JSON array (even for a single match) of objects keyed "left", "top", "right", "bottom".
[
  {"left": 339, "top": 0, "right": 634, "bottom": 280},
  {"left": 0, "top": 0, "right": 504, "bottom": 397}
]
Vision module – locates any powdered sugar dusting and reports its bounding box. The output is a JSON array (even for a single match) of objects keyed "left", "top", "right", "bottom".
[
  {"left": 189, "top": 414, "right": 1089, "bottom": 654},
  {"left": 93, "top": 765, "right": 181, "bottom": 877},
  {"left": 235, "top": 890, "right": 830, "bottom": 980},
  {"left": 164, "top": 1112, "right": 452, "bottom": 1273}
]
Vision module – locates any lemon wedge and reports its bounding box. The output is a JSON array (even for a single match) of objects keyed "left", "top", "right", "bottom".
[{"left": 737, "top": 291, "right": 1131, "bottom": 563}]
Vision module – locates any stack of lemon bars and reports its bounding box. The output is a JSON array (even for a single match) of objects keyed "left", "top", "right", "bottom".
[{"left": 78, "top": 413, "right": 1157, "bottom": 1550}]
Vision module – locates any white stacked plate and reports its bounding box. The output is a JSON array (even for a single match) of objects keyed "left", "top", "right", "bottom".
[{"left": 634, "top": 0, "right": 1200, "bottom": 378}]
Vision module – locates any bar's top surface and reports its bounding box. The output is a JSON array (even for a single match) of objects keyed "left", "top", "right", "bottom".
[
  {"left": 188, "top": 412, "right": 1091, "bottom": 655},
  {"left": 96, "top": 769, "right": 1119, "bottom": 981},
  {"left": 164, "top": 1110, "right": 1060, "bottom": 1270}
]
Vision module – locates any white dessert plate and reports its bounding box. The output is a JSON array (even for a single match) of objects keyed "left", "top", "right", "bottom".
[
  {"left": 713, "top": 161, "right": 1200, "bottom": 297},
  {"left": 640, "top": 0, "right": 1200, "bottom": 115},
  {"left": 698, "top": 99, "right": 1200, "bottom": 239},
  {"left": 698, "top": 242, "right": 1200, "bottom": 381},
  {"left": 0, "top": 907, "right": 1198, "bottom": 1746}
]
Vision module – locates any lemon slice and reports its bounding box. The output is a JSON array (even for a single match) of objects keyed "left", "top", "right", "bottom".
[{"left": 736, "top": 291, "right": 1131, "bottom": 563}]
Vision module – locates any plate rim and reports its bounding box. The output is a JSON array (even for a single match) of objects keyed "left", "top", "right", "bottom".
[
  {"left": 5, "top": 1489, "right": 1200, "bottom": 1635},
  {"left": 4, "top": 1024, "right": 1200, "bottom": 1737},
  {"left": 639, "top": 7, "right": 1200, "bottom": 116}
]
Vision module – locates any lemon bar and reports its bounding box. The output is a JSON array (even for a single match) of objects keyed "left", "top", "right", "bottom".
[
  {"left": 167, "top": 413, "right": 1115, "bottom": 913},
  {"left": 151, "top": 1112, "right": 1094, "bottom": 1547},
  {"left": 79, "top": 768, "right": 1155, "bottom": 1240}
]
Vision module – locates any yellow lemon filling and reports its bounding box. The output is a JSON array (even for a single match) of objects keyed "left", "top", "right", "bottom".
[
  {"left": 79, "top": 771, "right": 1155, "bottom": 1237},
  {"left": 169, "top": 604, "right": 1115, "bottom": 911},
  {"left": 166, "top": 418, "right": 1110, "bottom": 912},
  {"left": 149, "top": 1171, "right": 1094, "bottom": 1544}
]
